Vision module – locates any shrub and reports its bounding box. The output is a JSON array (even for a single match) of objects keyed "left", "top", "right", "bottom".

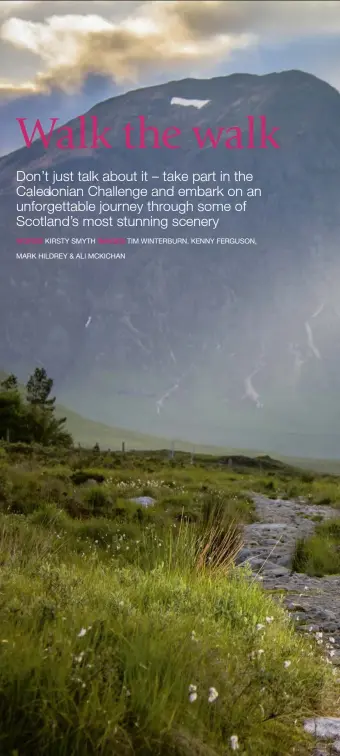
[
  {"left": 292, "top": 533, "right": 340, "bottom": 577},
  {"left": 83, "top": 486, "right": 110, "bottom": 511}
]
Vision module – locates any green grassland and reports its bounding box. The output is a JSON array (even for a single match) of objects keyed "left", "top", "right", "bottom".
[{"left": 0, "top": 443, "right": 340, "bottom": 754}]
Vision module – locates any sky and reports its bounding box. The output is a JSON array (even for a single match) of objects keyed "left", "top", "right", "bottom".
[{"left": 1, "top": 0, "right": 340, "bottom": 151}]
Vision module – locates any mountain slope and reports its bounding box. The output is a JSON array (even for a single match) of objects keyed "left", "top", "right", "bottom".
[{"left": 1, "top": 70, "right": 340, "bottom": 457}]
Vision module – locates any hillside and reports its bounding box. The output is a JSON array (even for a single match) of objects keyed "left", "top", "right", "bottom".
[
  {"left": 54, "top": 405, "right": 340, "bottom": 473},
  {"left": 1, "top": 70, "right": 340, "bottom": 457}
]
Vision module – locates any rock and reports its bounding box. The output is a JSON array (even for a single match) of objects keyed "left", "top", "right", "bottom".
[
  {"left": 332, "top": 742, "right": 340, "bottom": 754},
  {"left": 287, "top": 602, "right": 307, "bottom": 612},
  {"left": 130, "top": 496, "right": 155, "bottom": 508},
  {"left": 304, "top": 718, "right": 340, "bottom": 739},
  {"left": 236, "top": 548, "right": 254, "bottom": 561},
  {"left": 265, "top": 565, "right": 290, "bottom": 576},
  {"left": 276, "top": 555, "right": 292, "bottom": 567}
]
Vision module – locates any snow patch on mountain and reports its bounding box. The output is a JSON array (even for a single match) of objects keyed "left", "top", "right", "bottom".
[{"left": 170, "top": 97, "right": 210, "bottom": 109}]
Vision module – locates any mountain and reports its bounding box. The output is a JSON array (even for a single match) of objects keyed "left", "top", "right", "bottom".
[{"left": 1, "top": 69, "right": 340, "bottom": 459}]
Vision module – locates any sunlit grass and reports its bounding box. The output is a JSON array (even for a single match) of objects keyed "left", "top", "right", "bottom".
[
  {"left": 0, "top": 447, "right": 339, "bottom": 753},
  {"left": 0, "top": 512, "right": 338, "bottom": 755}
]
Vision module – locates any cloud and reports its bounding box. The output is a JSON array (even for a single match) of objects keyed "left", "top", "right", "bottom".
[
  {"left": 0, "top": 1, "right": 39, "bottom": 16},
  {"left": 0, "top": 79, "right": 39, "bottom": 96},
  {"left": 167, "top": 1, "right": 340, "bottom": 40},
  {"left": 1, "top": 1, "right": 340, "bottom": 96},
  {"left": 0, "top": 2, "right": 255, "bottom": 93}
]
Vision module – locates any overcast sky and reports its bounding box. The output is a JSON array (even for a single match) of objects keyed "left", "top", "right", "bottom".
[{"left": 0, "top": 0, "right": 340, "bottom": 97}]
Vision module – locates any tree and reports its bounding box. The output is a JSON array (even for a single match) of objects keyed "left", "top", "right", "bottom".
[
  {"left": 0, "top": 389, "right": 22, "bottom": 442},
  {"left": 26, "top": 367, "right": 55, "bottom": 408},
  {"left": 1, "top": 374, "right": 18, "bottom": 391},
  {"left": 0, "top": 367, "right": 72, "bottom": 447}
]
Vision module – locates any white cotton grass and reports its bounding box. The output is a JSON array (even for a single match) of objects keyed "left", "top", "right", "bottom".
[
  {"left": 188, "top": 684, "right": 198, "bottom": 703},
  {"left": 188, "top": 683, "right": 219, "bottom": 704},
  {"left": 284, "top": 660, "right": 291, "bottom": 668},
  {"left": 77, "top": 627, "right": 87, "bottom": 638},
  {"left": 189, "top": 693, "right": 198, "bottom": 703},
  {"left": 208, "top": 687, "right": 219, "bottom": 703},
  {"left": 230, "top": 734, "right": 239, "bottom": 750},
  {"left": 249, "top": 649, "right": 264, "bottom": 660}
]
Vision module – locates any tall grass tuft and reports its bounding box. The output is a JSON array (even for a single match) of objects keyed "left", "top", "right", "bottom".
[{"left": 196, "top": 495, "right": 243, "bottom": 574}]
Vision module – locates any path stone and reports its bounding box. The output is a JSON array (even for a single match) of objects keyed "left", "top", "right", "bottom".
[
  {"left": 240, "top": 495, "right": 340, "bottom": 645},
  {"left": 239, "top": 493, "right": 340, "bottom": 753},
  {"left": 305, "top": 718, "right": 340, "bottom": 739},
  {"left": 238, "top": 493, "right": 340, "bottom": 649}
]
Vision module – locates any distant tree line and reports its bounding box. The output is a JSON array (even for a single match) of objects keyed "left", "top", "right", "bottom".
[{"left": 0, "top": 368, "right": 72, "bottom": 446}]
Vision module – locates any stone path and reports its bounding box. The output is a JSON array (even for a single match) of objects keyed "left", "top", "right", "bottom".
[{"left": 237, "top": 493, "right": 340, "bottom": 754}]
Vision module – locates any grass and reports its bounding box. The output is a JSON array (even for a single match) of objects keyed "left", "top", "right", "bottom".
[
  {"left": 0, "top": 443, "right": 339, "bottom": 754},
  {"left": 292, "top": 519, "right": 340, "bottom": 577},
  {"left": 0, "top": 515, "right": 338, "bottom": 756}
]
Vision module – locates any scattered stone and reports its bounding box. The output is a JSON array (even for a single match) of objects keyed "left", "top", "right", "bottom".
[
  {"left": 304, "top": 718, "right": 340, "bottom": 740},
  {"left": 245, "top": 493, "right": 340, "bottom": 654},
  {"left": 286, "top": 602, "right": 307, "bottom": 612}
]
